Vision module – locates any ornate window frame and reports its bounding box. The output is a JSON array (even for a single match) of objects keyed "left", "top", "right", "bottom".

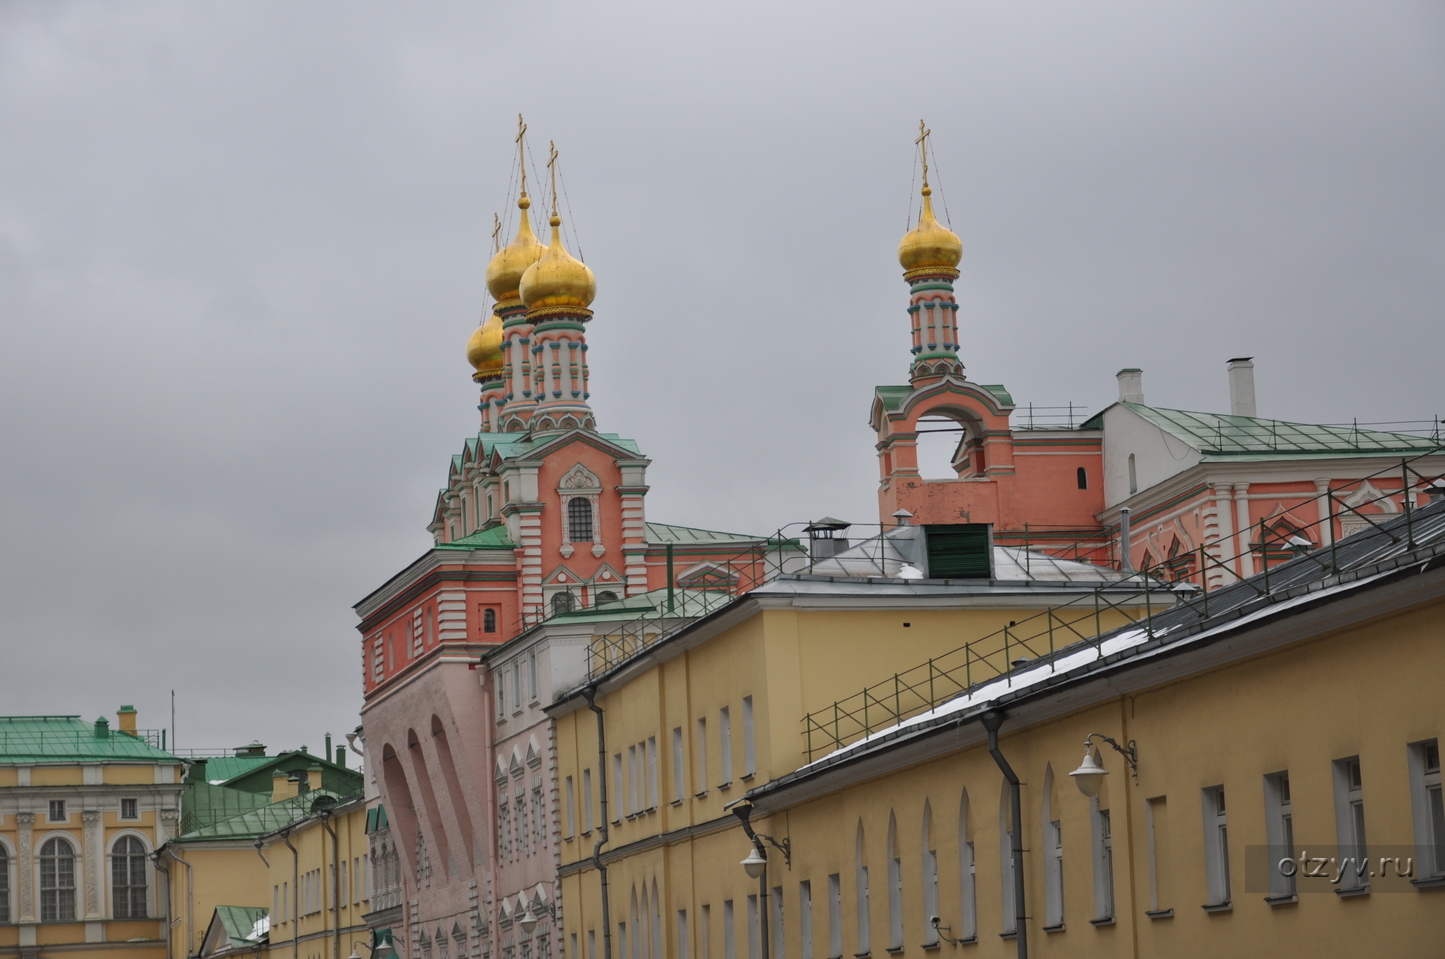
[{"left": 557, "top": 464, "right": 604, "bottom": 559}]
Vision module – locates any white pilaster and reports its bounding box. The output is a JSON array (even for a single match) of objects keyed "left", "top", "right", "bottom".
[{"left": 1233, "top": 482, "right": 1254, "bottom": 579}]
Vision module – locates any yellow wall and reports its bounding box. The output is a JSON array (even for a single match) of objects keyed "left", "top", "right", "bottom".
[
  {"left": 166, "top": 844, "right": 269, "bottom": 959},
  {"left": 263, "top": 803, "right": 372, "bottom": 959},
  {"left": 557, "top": 589, "right": 1444, "bottom": 957}
]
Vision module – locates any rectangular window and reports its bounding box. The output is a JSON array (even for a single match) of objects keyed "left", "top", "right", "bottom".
[
  {"left": 1201, "top": 786, "right": 1230, "bottom": 906},
  {"left": 678, "top": 910, "right": 689, "bottom": 959},
  {"left": 647, "top": 736, "right": 659, "bottom": 809},
  {"left": 798, "top": 881, "right": 813, "bottom": 959},
  {"left": 497, "top": 667, "right": 507, "bottom": 719},
  {"left": 282, "top": 882, "right": 288, "bottom": 922},
  {"left": 589, "top": 930, "right": 597, "bottom": 959},
  {"left": 1044, "top": 818, "right": 1063, "bottom": 928},
  {"left": 746, "top": 895, "right": 759, "bottom": 959},
  {"left": 529, "top": 651, "right": 539, "bottom": 702},
  {"left": 923, "top": 843, "right": 939, "bottom": 944},
  {"left": 1263, "top": 773, "right": 1295, "bottom": 898},
  {"left": 1145, "top": 797, "right": 1169, "bottom": 914},
  {"left": 618, "top": 922, "right": 627, "bottom": 959},
  {"left": 724, "top": 900, "right": 735, "bottom": 959},
  {"left": 1332, "top": 757, "right": 1368, "bottom": 891},
  {"left": 695, "top": 718, "right": 709, "bottom": 795},
  {"left": 1408, "top": 739, "right": 1445, "bottom": 878},
  {"left": 572, "top": 934, "right": 580, "bottom": 959},
  {"left": 1093, "top": 807, "right": 1113, "bottom": 919},
  {"left": 719, "top": 707, "right": 733, "bottom": 786},
  {"left": 120, "top": 797, "right": 139, "bottom": 820},
  {"left": 701, "top": 903, "right": 711, "bottom": 959},
  {"left": 372, "top": 637, "right": 385, "bottom": 681},
  {"left": 340, "top": 858, "right": 348, "bottom": 907},
  {"left": 628, "top": 744, "right": 639, "bottom": 815},
  {"left": 826, "top": 875, "right": 842, "bottom": 959},
  {"left": 583, "top": 769, "right": 594, "bottom": 833},
  {"left": 48, "top": 800, "right": 65, "bottom": 822},
  {"left": 742, "top": 696, "right": 756, "bottom": 777},
  {"left": 855, "top": 864, "right": 870, "bottom": 953},
  {"left": 1000, "top": 809, "right": 1016, "bottom": 933},
  {"left": 887, "top": 846, "right": 902, "bottom": 949},
  {"left": 273, "top": 886, "right": 279, "bottom": 926},
  {"left": 771, "top": 887, "right": 784, "bottom": 959},
  {"left": 613, "top": 753, "right": 624, "bottom": 823},
  {"left": 512, "top": 665, "right": 523, "bottom": 713},
  {"left": 672, "top": 727, "right": 685, "bottom": 802},
  {"left": 959, "top": 841, "right": 976, "bottom": 941},
  {"left": 565, "top": 776, "right": 576, "bottom": 838}
]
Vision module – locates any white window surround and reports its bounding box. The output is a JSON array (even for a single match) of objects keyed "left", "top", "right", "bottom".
[
  {"left": 1263, "top": 772, "right": 1295, "bottom": 899},
  {"left": 827, "top": 874, "right": 842, "bottom": 959},
  {"left": 798, "top": 881, "right": 813, "bottom": 959},
  {"left": 1201, "top": 786, "right": 1230, "bottom": 907},
  {"left": 742, "top": 697, "right": 756, "bottom": 778},
  {"left": 1092, "top": 804, "right": 1114, "bottom": 921},
  {"left": 1407, "top": 740, "right": 1445, "bottom": 880},
  {"left": 719, "top": 708, "right": 733, "bottom": 787},
  {"left": 558, "top": 463, "right": 605, "bottom": 558},
  {"left": 1332, "top": 757, "right": 1369, "bottom": 892}
]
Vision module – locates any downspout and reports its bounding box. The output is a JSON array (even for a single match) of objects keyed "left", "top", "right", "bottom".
[
  {"left": 730, "top": 805, "right": 770, "bottom": 959},
  {"left": 321, "top": 811, "right": 341, "bottom": 959},
  {"left": 151, "top": 850, "right": 173, "bottom": 959},
  {"left": 584, "top": 685, "right": 612, "bottom": 959},
  {"left": 167, "top": 846, "right": 195, "bottom": 959},
  {"left": 281, "top": 830, "right": 301, "bottom": 959},
  {"left": 981, "top": 711, "right": 1026, "bottom": 959}
]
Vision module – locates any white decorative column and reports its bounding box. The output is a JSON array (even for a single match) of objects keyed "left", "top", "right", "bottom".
[
  {"left": 82, "top": 810, "right": 104, "bottom": 921},
  {"left": 1207, "top": 484, "right": 1236, "bottom": 588},
  {"left": 1315, "top": 479, "right": 1335, "bottom": 547},
  {"left": 16, "top": 812, "right": 34, "bottom": 923},
  {"left": 1233, "top": 483, "right": 1254, "bottom": 579}
]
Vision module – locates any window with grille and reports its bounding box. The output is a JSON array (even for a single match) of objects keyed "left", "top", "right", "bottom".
[
  {"left": 0, "top": 845, "right": 9, "bottom": 923},
  {"left": 567, "top": 498, "right": 594, "bottom": 542},
  {"left": 113, "top": 836, "right": 147, "bottom": 918},
  {"left": 483, "top": 608, "right": 498, "bottom": 633},
  {"left": 121, "top": 798, "right": 139, "bottom": 820},
  {"left": 48, "top": 800, "right": 66, "bottom": 822},
  {"left": 40, "top": 837, "right": 76, "bottom": 921}
]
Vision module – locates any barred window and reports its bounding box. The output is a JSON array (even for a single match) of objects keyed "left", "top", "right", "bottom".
[
  {"left": 0, "top": 845, "right": 9, "bottom": 922},
  {"left": 112, "top": 836, "right": 148, "bottom": 918},
  {"left": 483, "top": 608, "right": 498, "bottom": 633},
  {"left": 40, "top": 837, "right": 76, "bottom": 921},
  {"left": 567, "top": 498, "right": 593, "bottom": 542}
]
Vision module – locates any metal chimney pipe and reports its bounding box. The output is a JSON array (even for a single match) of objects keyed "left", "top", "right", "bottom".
[
  {"left": 1227, "top": 357, "right": 1256, "bottom": 417},
  {"left": 1119, "top": 507, "right": 1133, "bottom": 572}
]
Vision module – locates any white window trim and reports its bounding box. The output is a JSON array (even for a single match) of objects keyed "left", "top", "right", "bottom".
[
  {"left": 1201, "top": 786, "right": 1230, "bottom": 907},
  {"left": 1332, "top": 757, "right": 1369, "bottom": 892}
]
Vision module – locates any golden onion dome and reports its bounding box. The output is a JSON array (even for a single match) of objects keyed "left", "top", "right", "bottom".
[
  {"left": 898, "top": 186, "right": 962, "bottom": 272},
  {"left": 485, "top": 195, "right": 548, "bottom": 303},
  {"left": 467, "top": 310, "right": 505, "bottom": 380},
  {"left": 519, "top": 215, "right": 595, "bottom": 311}
]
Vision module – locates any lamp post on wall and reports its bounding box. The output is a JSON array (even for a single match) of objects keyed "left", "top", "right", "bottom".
[
  {"left": 730, "top": 800, "right": 791, "bottom": 959},
  {"left": 1068, "top": 733, "right": 1139, "bottom": 796}
]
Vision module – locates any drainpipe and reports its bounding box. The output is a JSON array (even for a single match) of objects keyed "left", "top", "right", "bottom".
[
  {"left": 321, "top": 810, "right": 341, "bottom": 959},
  {"left": 281, "top": 829, "right": 301, "bottom": 959},
  {"left": 167, "top": 846, "right": 195, "bottom": 959},
  {"left": 1119, "top": 507, "right": 1133, "bottom": 573},
  {"left": 151, "top": 850, "right": 173, "bottom": 959},
  {"left": 981, "top": 711, "right": 1026, "bottom": 959},
  {"left": 730, "top": 804, "right": 770, "bottom": 959},
  {"left": 584, "top": 685, "right": 612, "bottom": 959}
]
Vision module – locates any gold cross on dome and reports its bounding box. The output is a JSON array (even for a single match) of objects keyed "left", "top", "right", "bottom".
[
  {"left": 546, "top": 140, "right": 559, "bottom": 216},
  {"left": 492, "top": 213, "right": 502, "bottom": 253},
  {"left": 916, "top": 119, "right": 931, "bottom": 189},
  {"left": 516, "top": 113, "right": 529, "bottom": 196}
]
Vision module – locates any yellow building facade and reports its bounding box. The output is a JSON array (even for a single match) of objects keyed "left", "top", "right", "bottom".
[
  {"left": 0, "top": 708, "right": 184, "bottom": 959},
  {"left": 551, "top": 506, "right": 1445, "bottom": 958},
  {"left": 548, "top": 559, "right": 1163, "bottom": 959}
]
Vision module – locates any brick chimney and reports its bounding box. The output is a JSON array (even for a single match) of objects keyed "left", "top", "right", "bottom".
[
  {"left": 117, "top": 705, "right": 137, "bottom": 735},
  {"left": 1116, "top": 368, "right": 1145, "bottom": 405}
]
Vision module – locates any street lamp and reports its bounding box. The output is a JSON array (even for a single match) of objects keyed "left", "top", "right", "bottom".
[
  {"left": 741, "top": 847, "right": 767, "bottom": 879},
  {"left": 1068, "top": 733, "right": 1139, "bottom": 797}
]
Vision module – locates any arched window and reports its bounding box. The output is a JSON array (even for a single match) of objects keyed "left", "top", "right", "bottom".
[
  {"left": 855, "top": 822, "right": 870, "bottom": 953},
  {"left": 568, "top": 498, "right": 594, "bottom": 543},
  {"left": 1077, "top": 466, "right": 1088, "bottom": 490},
  {"left": 552, "top": 592, "right": 575, "bottom": 617},
  {"left": 1127, "top": 454, "right": 1138, "bottom": 494},
  {"left": 113, "top": 835, "right": 148, "bottom": 918},
  {"left": 39, "top": 837, "right": 76, "bottom": 921},
  {"left": 596, "top": 590, "right": 619, "bottom": 605},
  {"left": 886, "top": 812, "right": 902, "bottom": 950},
  {"left": 920, "top": 801, "right": 939, "bottom": 946},
  {"left": 0, "top": 844, "right": 10, "bottom": 922},
  {"left": 1042, "top": 765, "right": 1064, "bottom": 928},
  {"left": 958, "top": 789, "right": 976, "bottom": 941},
  {"left": 483, "top": 608, "right": 498, "bottom": 633}
]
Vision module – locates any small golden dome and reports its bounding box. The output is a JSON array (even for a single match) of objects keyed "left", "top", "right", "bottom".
[
  {"left": 485, "top": 195, "right": 548, "bottom": 303},
  {"left": 467, "top": 310, "right": 505, "bottom": 380},
  {"left": 898, "top": 187, "right": 962, "bottom": 272},
  {"left": 520, "top": 215, "right": 595, "bottom": 311}
]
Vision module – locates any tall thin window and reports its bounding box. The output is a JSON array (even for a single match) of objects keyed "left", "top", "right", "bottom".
[
  {"left": 798, "top": 881, "right": 813, "bottom": 959},
  {"left": 628, "top": 744, "right": 639, "bottom": 815},
  {"left": 921, "top": 801, "right": 939, "bottom": 946},
  {"left": 1333, "top": 757, "right": 1368, "bottom": 891},
  {"left": 1264, "top": 773, "right": 1295, "bottom": 898},
  {"left": 647, "top": 736, "right": 659, "bottom": 809},
  {"left": 589, "top": 930, "right": 597, "bottom": 959},
  {"left": 1042, "top": 767, "right": 1063, "bottom": 929},
  {"left": 1409, "top": 740, "right": 1445, "bottom": 878},
  {"left": 672, "top": 728, "right": 685, "bottom": 802},
  {"left": 701, "top": 904, "right": 711, "bottom": 959},
  {"left": 112, "top": 836, "right": 148, "bottom": 918},
  {"left": 1092, "top": 805, "right": 1113, "bottom": 920},
  {"left": 0, "top": 846, "right": 10, "bottom": 923},
  {"left": 484, "top": 608, "right": 498, "bottom": 633},
  {"left": 568, "top": 498, "right": 594, "bottom": 542},
  {"left": 724, "top": 900, "right": 735, "bottom": 959},
  {"left": 1202, "top": 786, "right": 1230, "bottom": 906},
  {"left": 1076, "top": 466, "right": 1088, "bottom": 490},
  {"left": 695, "top": 718, "right": 709, "bottom": 794},
  {"left": 1145, "top": 797, "right": 1169, "bottom": 915},
  {"left": 678, "top": 910, "right": 689, "bottom": 959},
  {"left": 742, "top": 696, "right": 756, "bottom": 777},
  {"left": 746, "top": 895, "right": 759, "bottom": 959},
  {"left": 719, "top": 707, "right": 733, "bottom": 786},
  {"left": 855, "top": 824, "right": 870, "bottom": 953},
  {"left": 827, "top": 875, "right": 842, "bottom": 959},
  {"left": 1127, "top": 453, "right": 1138, "bottom": 494},
  {"left": 886, "top": 813, "right": 902, "bottom": 950},
  {"left": 565, "top": 776, "right": 576, "bottom": 839},
  {"left": 771, "top": 887, "right": 784, "bottom": 959},
  {"left": 583, "top": 769, "right": 594, "bottom": 833},
  {"left": 528, "top": 651, "right": 539, "bottom": 701},
  {"left": 613, "top": 754, "right": 624, "bottom": 823},
  {"left": 39, "top": 837, "right": 76, "bottom": 921},
  {"left": 958, "top": 790, "right": 976, "bottom": 941}
]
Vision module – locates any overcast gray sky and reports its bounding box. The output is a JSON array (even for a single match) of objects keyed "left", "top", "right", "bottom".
[{"left": 2, "top": 1, "right": 1442, "bottom": 751}]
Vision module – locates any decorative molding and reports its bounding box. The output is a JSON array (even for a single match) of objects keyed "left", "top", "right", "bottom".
[{"left": 16, "top": 812, "right": 33, "bottom": 922}]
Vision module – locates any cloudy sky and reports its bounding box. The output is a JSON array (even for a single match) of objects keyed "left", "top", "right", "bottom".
[{"left": 1, "top": 1, "right": 1441, "bottom": 751}]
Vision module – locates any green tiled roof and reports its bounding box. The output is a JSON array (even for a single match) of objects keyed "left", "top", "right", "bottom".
[
  {"left": 0, "top": 716, "right": 180, "bottom": 764},
  {"left": 212, "top": 906, "right": 269, "bottom": 949},
  {"left": 179, "top": 790, "right": 358, "bottom": 841},
  {"left": 179, "top": 782, "right": 273, "bottom": 836},
  {"left": 438, "top": 524, "right": 515, "bottom": 550},
  {"left": 1086, "top": 404, "right": 1441, "bottom": 457},
  {"left": 198, "top": 755, "right": 277, "bottom": 784},
  {"left": 645, "top": 522, "right": 767, "bottom": 545}
]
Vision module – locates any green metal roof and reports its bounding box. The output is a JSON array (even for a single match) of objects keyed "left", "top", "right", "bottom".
[
  {"left": 0, "top": 716, "right": 180, "bottom": 764},
  {"left": 179, "top": 782, "right": 274, "bottom": 836},
  {"left": 208, "top": 751, "right": 362, "bottom": 797},
  {"left": 644, "top": 522, "right": 767, "bottom": 545},
  {"left": 1087, "top": 403, "right": 1442, "bottom": 457},
  {"left": 178, "top": 790, "right": 358, "bottom": 841},
  {"left": 198, "top": 755, "right": 277, "bottom": 784},
  {"left": 211, "top": 906, "right": 269, "bottom": 950},
  {"left": 437, "top": 524, "right": 515, "bottom": 550},
  {"left": 546, "top": 587, "right": 728, "bottom": 623}
]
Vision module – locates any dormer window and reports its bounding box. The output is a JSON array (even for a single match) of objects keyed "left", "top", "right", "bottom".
[{"left": 568, "top": 498, "right": 594, "bottom": 543}]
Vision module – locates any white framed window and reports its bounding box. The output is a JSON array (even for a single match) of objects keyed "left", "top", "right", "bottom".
[
  {"left": 565, "top": 776, "right": 576, "bottom": 839},
  {"left": 1145, "top": 797, "right": 1169, "bottom": 915},
  {"left": 112, "top": 835, "right": 148, "bottom": 918},
  {"left": 958, "top": 789, "right": 976, "bottom": 941},
  {"left": 826, "top": 874, "right": 842, "bottom": 959},
  {"left": 921, "top": 802, "right": 939, "bottom": 946},
  {"left": 48, "top": 800, "right": 66, "bottom": 822},
  {"left": 583, "top": 769, "right": 594, "bottom": 833},
  {"left": 886, "top": 814, "right": 902, "bottom": 950},
  {"left": 120, "top": 798, "right": 139, "bottom": 820},
  {"left": 647, "top": 736, "right": 659, "bottom": 809},
  {"left": 529, "top": 652, "right": 539, "bottom": 703},
  {"left": 746, "top": 895, "right": 759, "bottom": 959},
  {"left": 612, "top": 754, "right": 623, "bottom": 823},
  {"left": 724, "top": 900, "right": 735, "bottom": 959},
  {"left": 1332, "top": 757, "right": 1369, "bottom": 891},
  {"left": 40, "top": 837, "right": 76, "bottom": 921},
  {"left": 771, "top": 887, "right": 784, "bottom": 959},
  {"left": 719, "top": 707, "right": 733, "bottom": 786},
  {"left": 695, "top": 718, "right": 708, "bottom": 796},
  {"left": 1263, "top": 772, "right": 1295, "bottom": 898},
  {"left": 672, "top": 728, "right": 685, "bottom": 803},
  {"left": 1201, "top": 786, "right": 1230, "bottom": 907},
  {"left": 678, "top": 910, "right": 689, "bottom": 959},
  {"left": 798, "top": 881, "right": 813, "bottom": 959},
  {"left": 496, "top": 667, "right": 507, "bottom": 720},
  {"left": 701, "top": 904, "right": 710, "bottom": 959},
  {"left": 742, "top": 696, "right": 756, "bottom": 778},
  {"left": 1092, "top": 805, "right": 1113, "bottom": 920},
  {"left": 628, "top": 745, "right": 639, "bottom": 816},
  {"left": 1045, "top": 817, "right": 1064, "bottom": 927},
  {"left": 855, "top": 825, "right": 870, "bottom": 952},
  {"left": 1408, "top": 740, "right": 1444, "bottom": 879},
  {"left": 512, "top": 666, "right": 523, "bottom": 714}
]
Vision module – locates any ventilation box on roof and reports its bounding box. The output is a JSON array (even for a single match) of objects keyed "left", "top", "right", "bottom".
[{"left": 919, "top": 524, "right": 994, "bottom": 579}]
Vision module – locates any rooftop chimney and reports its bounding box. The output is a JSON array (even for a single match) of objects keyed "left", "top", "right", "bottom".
[
  {"left": 116, "top": 705, "right": 137, "bottom": 735},
  {"left": 1227, "top": 357, "right": 1256, "bottom": 417},
  {"left": 1116, "top": 368, "right": 1145, "bottom": 405}
]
